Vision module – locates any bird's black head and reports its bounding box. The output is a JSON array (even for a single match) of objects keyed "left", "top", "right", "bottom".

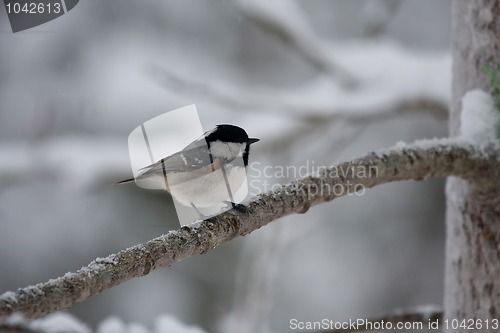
[
  {"left": 206, "top": 124, "right": 244, "bottom": 143},
  {"left": 206, "top": 124, "right": 259, "bottom": 145},
  {"left": 206, "top": 124, "right": 259, "bottom": 165}
]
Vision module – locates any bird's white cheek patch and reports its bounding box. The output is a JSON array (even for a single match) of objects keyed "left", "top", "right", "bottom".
[{"left": 125, "top": 105, "right": 250, "bottom": 227}]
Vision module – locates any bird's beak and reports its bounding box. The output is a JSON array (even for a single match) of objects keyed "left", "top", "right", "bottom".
[{"left": 248, "top": 138, "right": 260, "bottom": 144}]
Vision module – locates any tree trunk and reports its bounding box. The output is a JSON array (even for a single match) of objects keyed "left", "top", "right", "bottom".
[{"left": 445, "top": 1, "right": 500, "bottom": 331}]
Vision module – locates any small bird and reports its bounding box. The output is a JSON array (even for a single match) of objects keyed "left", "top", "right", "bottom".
[{"left": 117, "top": 124, "right": 259, "bottom": 216}]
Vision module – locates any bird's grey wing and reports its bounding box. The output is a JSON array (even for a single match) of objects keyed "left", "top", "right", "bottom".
[{"left": 139, "top": 143, "right": 214, "bottom": 176}]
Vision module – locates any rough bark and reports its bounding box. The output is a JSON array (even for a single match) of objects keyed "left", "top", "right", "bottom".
[
  {"left": 1, "top": 140, "right": 499, "bottom": 320},
  {"left": 445, "top": 0, "right": 500, "bottom": 330}
]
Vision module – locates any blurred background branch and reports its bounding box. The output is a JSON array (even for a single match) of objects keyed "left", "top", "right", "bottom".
[
  {"left": 362, "top": 0, "right": 402, "bottom": 38},
  {"left": 234, "top": 0, "right": 358, "bottom": 87},
  {"left": 150, "top": 64, "right": 448, "bottom": 123}
]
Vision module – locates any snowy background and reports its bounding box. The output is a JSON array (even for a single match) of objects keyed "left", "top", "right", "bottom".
[{"left": 0, "top": 0, "right": 451, "bottom": 332}]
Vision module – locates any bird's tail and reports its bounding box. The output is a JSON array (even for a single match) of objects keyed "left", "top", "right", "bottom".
[{"left": 115, "top": 178, "right": 135, "bottom": 185}]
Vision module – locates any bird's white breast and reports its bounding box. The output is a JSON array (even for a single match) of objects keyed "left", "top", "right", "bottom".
[{"left": 168, "top": 165, "right": 247, "bottom": 207}]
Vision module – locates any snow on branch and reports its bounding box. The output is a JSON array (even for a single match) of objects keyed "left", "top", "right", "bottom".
[
  {"left": 1, "top": 139, "right": 499, "bottom": 320},
  {"left": 460, "top": 89, "right": 500, "bottom": 142}
]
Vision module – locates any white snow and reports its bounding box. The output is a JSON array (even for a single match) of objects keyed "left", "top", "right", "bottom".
[
  {"left": 460, "top": 89, "right": 500, "bottom": 143},
  {"left": 155, "top": 315, "right": 206, "bottom": 333},
  {"left": 24, "top": 285, "right": 44, "bottom": 296},
  {"left": 94, "top": 257, "right": 117, "bottom": 265},
  {"left": 95, "top": 315, "right": 207, "bottom": 333},
  {"left": 412, "top": 137, "right": 456, "bottom": 150},
  {"left": 30, "top": 312, "right": 91, "bottom": 333},
  {"left": 97, "top": 317, "right": 127, "bottom": 333},
  {"left": 412, "top": 304, "right": 443, "bottom": 316},
  {"left": 0, "top": 290, "right": 17, "bottom": 301},
  {"left": 4, "top": 313, "right": 206, "bottom": 333},
  {"left": 379, "top": 137, "right": 456, "bottom": 156},
  {"left": 96, "top": 315, "right": 208, "bottom": 333}
]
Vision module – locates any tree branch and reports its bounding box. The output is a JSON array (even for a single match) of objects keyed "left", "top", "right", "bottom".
[{"left": 1, "top": 139, "right": 499, "bottom": 320}]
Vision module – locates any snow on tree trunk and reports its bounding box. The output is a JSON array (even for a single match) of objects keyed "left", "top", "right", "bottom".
[{"left": 445, "top": 1, "right": 500, "bottom": 330}]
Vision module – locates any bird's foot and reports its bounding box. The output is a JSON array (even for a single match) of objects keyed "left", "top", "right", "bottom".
[{"left": 223, "top": 201, "right": 248, "bottom": 213}]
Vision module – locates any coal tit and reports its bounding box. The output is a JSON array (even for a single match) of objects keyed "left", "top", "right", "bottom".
[{"left": 117, "top": 124, "right": 259, "bottom": 215}]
